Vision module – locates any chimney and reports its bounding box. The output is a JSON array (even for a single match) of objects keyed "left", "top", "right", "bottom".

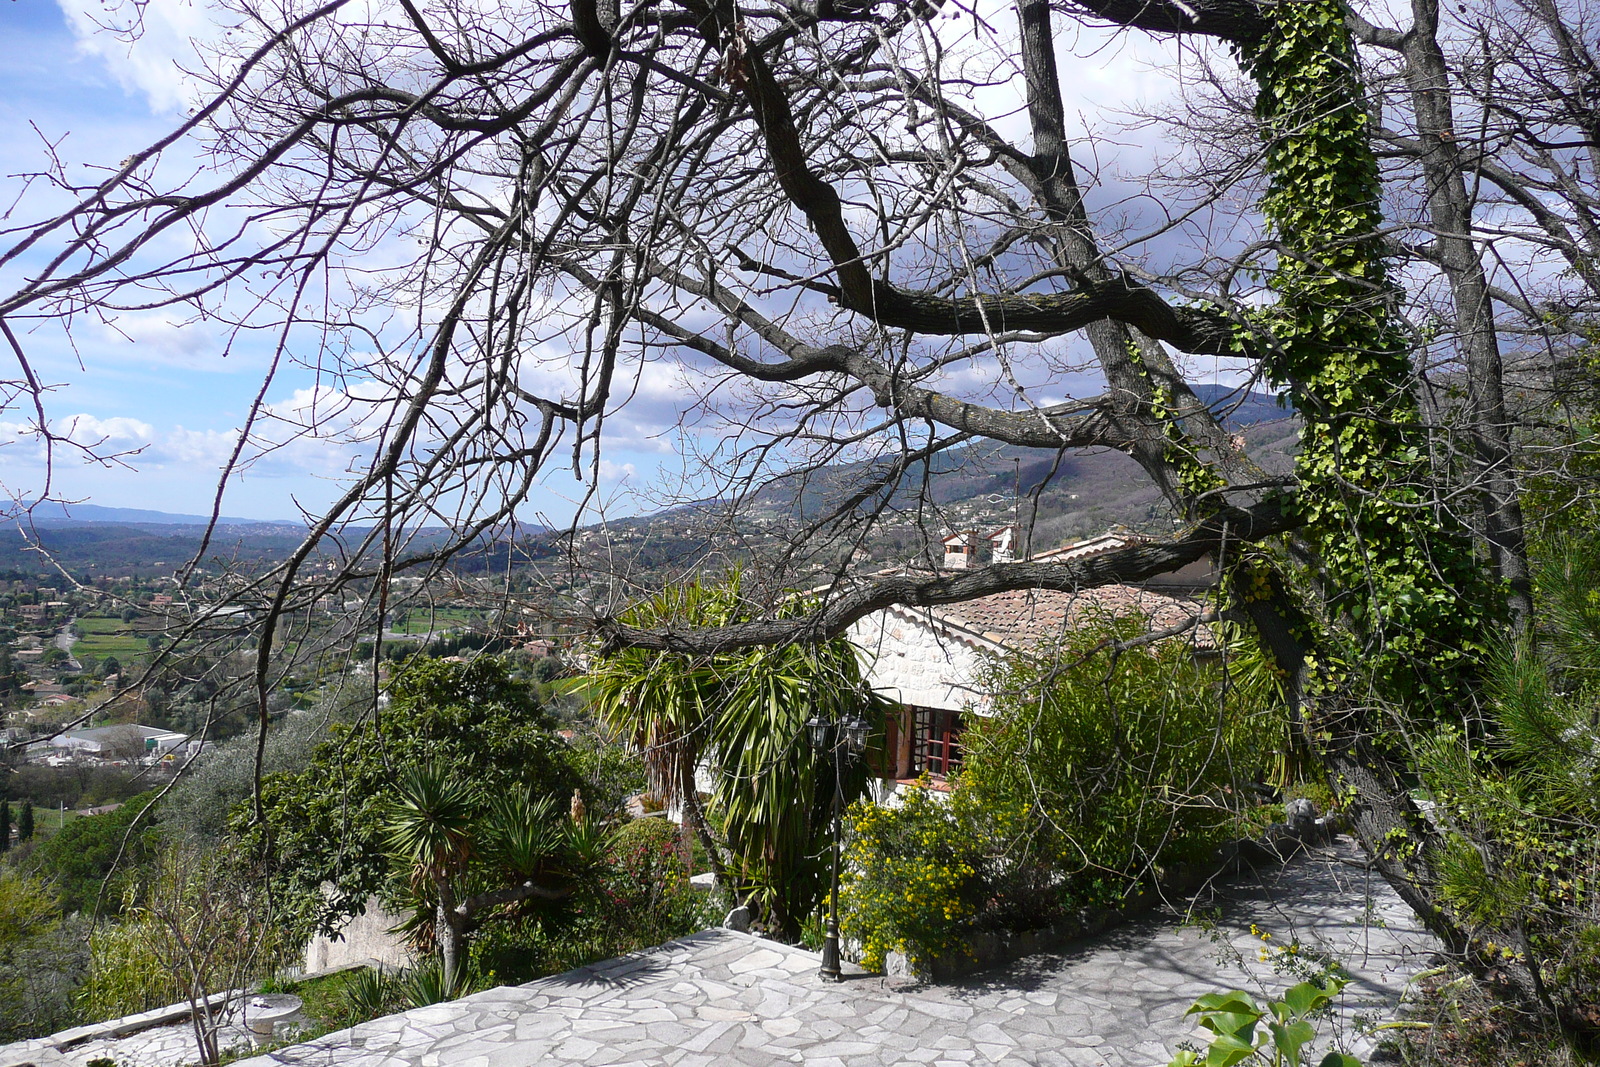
[
  {"left": 942, "top": 529, "right": 978, "bottom": 570},
  {"left": 988, "top": 525, "right": 1017, "bottom": 564}
]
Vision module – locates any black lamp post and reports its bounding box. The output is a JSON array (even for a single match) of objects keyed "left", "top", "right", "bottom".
[{"left": 808, "top": 711, "right": 869, "bottom": 982}]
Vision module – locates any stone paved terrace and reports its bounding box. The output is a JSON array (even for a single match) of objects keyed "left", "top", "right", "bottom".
[{"left": 213, "top": 842, "right": 1437, "bottom": 1067}]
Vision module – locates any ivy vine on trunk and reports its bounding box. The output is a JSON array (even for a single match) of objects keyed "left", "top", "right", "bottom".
[
  {"left": 1202, "top": 0, "right": 1510, "bottom": 981},
  {"left": 1234, "top": 0, "right": 1494, "bottom": 714}
]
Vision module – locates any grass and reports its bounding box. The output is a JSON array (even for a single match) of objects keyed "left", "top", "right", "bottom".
[
  {"left": 387, "top": 607, "right": 473, "bottom": 636},
  {"left": 277, "top": 968, "right": 368, "bottom": 1031},
  {"left": 72, "top": 616, "right": 156, "bottom": 660},
  {"left": 228, "top": 966, "right": 380, "bottom": 1061},
  {"left": 1391, "top": 964, "right": 1581, "bottom": 1067},
  {"left": 15, "top": 806, "right": 84, "bottom": 842}
]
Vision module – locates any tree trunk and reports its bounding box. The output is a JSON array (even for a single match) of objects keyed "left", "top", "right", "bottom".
[
  {"left": 1014, "top": 0, "right": 1238, "bottom": 516},
  {"left": 435, "top": 877, "right": 466, "bottom": 988},
  {"left": 680, "top": 762, "right": 733, "bottom": 898},
  {"left": 188, "top": 985, "right": 222, "bottom": 1067},
  {"left": 1234, "top": 589, "right": 1468, "bottom": 948},
  {"left": 1400, "top": 0, "right": 1532, "bottom": 630}
]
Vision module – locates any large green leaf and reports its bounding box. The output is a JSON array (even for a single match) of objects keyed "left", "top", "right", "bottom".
[
  {"left": 386, "top": 765, "right": 476, "bottom": 880},
  {"left": 1203, "top": 1032, "right": 1260, "bottom": 1067},
  {"left": 1316, "top": 1054, "right": 1362, "bottom": 1067},
  {"left": 1267, "top": 1019, "right": 1315, "bottom": 1067},
  {"left": 1280, "top": 977, "right": 1344, "bottom": 1020},
  {"left": 1189, "top": 991, "right": 1264, "bottom": 1040}
]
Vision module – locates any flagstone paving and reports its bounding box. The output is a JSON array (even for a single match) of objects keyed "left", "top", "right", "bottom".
[{"left": 216, "top": 841, "right": 1436, "bottom": 1067}]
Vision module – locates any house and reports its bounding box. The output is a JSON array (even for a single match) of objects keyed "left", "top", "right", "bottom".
[
  {"left": 847, "top": 530, "right": 1216, "bottom": 787},
  {"left": 940, "top": 530, "right": 980, "bottom": 569}
]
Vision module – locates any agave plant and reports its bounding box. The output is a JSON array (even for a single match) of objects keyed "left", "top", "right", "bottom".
[{"left": 340, "top": 966, "right": 402, "bottom": 1023}]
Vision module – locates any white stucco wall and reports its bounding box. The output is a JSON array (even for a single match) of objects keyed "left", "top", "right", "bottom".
[
  {"left": 847, "top": 607, "right": 992, "bottom": 713},
  {"left": 302, "top": 897, "right": 415, "bottom": 975}
]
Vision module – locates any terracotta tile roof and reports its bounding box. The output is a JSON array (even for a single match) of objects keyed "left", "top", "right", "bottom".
[{"left": 928, "top": 584, "right": 1215, "bottom": 651}]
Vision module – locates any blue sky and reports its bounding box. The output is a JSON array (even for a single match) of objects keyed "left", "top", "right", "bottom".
[
  {"left": 0, "top": 0, "right": 309, "bottom": 520},
  {"left": 0, "top": 0, "right": 773, "bottom": 525},
  {"left": 0, "top": 0, "right": 1243, "bottom": 527}
]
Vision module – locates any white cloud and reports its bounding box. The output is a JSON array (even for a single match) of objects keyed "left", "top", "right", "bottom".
[
  {"left": 0, "top": 412, "right": 153, "bottom": 454},
  {"left": 89, "top": 310, "right": 259, "bottom": 372},
  {"left": 154, "top": 425, "right": 236, "bottom": 465},
  {"left": 598, "top": 459, "right": 637, "bottom": 482},
  {"left": 59, "top": 413, "right": 154, "bottom": 450},
  {"left": 56, "top": 0, "right": 220, "bottom": 116}
]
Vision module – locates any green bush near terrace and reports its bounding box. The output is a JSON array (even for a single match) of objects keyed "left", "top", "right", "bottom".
[
  {"left": 842, "top": 615, "right": 1271, "bottom": 975},
  {"left": 962, "top": 616, "right": 1263, "bottom": 898},
  {"left": 467, "top": 815, "right": 716, "bottom": 984}
]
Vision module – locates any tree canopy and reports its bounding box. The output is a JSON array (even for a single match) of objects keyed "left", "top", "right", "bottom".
[
  {"left": 4, "top": 0, "right": 1598, "bottom": 1037},
  {"left": 235, "top": 657, "right": 579, "bottom": 935}
]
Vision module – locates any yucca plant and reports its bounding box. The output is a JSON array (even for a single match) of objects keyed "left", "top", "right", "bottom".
[
  {"left": 588, "top": 579, "right": 734, "bottom": 884},
  {"left": 385, "top": 766, "right": 591, "bottom": 985},
  {"left": 708, "top": 634, "right": 889, "bottom": 935},
  {"left": 590, "top": 573, "right": 888, "bottom": 939}
]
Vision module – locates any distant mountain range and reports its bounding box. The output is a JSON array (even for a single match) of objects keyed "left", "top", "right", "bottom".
[
  {"left": 0, "top": 385, "right": 1294, "bottom": 575},
  {"left": 14, "top": 503, "right": 302, "bottom": 528},
  {"left": 738, "top": 384, "right": 1297, "bottom": 531}
]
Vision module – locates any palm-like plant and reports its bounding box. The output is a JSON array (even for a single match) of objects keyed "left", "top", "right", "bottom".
[
  {"left": 588, "top": 579, "right": 741, "bottom": 884},
  {"left": 386, "top": 766, "right": 585, "bottom": 984},
  {"left": 591, "top": 574, "right": 888, "bottom": 938},
  {"left": 388, "top": 766, "right": 477, "bottom": 887},
  {"left": 711, "top": 636, "right": 889, "bottom": 935}
]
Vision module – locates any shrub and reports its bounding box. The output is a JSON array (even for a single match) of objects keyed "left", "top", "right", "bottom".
[
  {"left": 80, "top": 914, "right": 177, "bottom": 1021},
  {"left": 467, "top": 816, "right": 711, "bottom": 984},
  {"left": 839, "top": 785, "right": 981, "bottom": 974},
  {"left": 841, "top": 615, "right": 1265, "bottom": 972},
  {"left": 565, "top": 728, "right": 648, "bottom": 823},
  {"left": 0, "top": 871, "right": 89, "bottom": 1041},
  {"left": 234, "top": 656, "right": 581, "bottom": 938},
  {"left": 338, "top": 967, "right": 403, "bottom": 1024},
  {"left": 28, "top": 793, "right": 162, "bottom": 917},
  {"left": 79, "top": 843, "right": 294, "bottom": 1053},
  {"left": 962, "top": 616, "right": 1254, "bottom": 901}
]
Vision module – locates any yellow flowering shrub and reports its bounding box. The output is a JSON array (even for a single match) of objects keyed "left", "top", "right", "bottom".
[{"left": 839, "top": 785, "right": 981, "bottom": 973}]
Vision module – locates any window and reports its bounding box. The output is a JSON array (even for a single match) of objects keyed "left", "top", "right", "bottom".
[{"left": 912, "top": 706, "right": 964, "bottom": 778}]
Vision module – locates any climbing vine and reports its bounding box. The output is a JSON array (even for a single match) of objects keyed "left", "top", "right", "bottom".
[
  {"left": 1120, "top": 337, "right": 1229, "bottom": 509},
  {"left": 1233, "top": 0, "right": 1492, "bottom": 710}
]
